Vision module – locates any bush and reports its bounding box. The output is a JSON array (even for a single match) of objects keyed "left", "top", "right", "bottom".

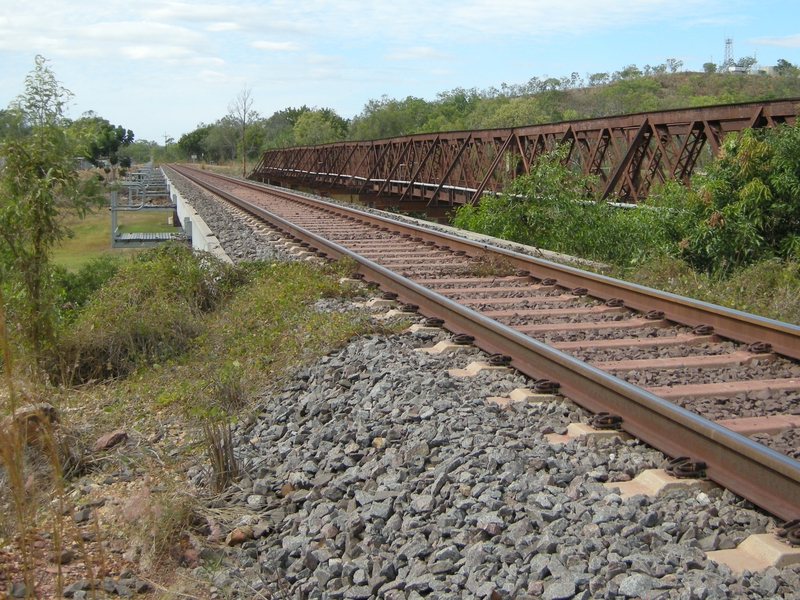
[
  {"left": 54, "top": 254, "right": 124, "bottom": 320},
  {"left": 453, "top": 145, "right": 688, "bottom": 265},
  {"left": 50, "top": 243, "right": 245, "bottom": 383},
  {"left": 678, "top": 124, "right": 800, "bottom": 274}
]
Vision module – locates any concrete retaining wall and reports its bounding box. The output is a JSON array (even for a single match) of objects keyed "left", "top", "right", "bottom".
[{"left": 162, "top": 169, "right": 233, "bottom": 264}]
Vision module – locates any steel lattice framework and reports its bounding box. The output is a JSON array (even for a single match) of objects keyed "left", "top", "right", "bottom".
[{"left": 250, "top": 98, "right": 798, "bottom": 209}]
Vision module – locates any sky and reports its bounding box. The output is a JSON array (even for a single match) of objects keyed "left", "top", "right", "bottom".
[{"left": 1, "top": 1, "right": 799, "bottom": 143}]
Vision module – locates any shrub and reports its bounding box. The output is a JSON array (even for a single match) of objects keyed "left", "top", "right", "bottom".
[
  {"left": 453, "top": 145, "right": 687, "bottom": 265},
  {"left": 678, "top": 124, "right": 800, "bottom": 274},
  {"left": 50, "top": 243, "right": 245, "bottom": 383},
  {"left": 53, "top": 254, "right": 124, "bottom": 321}
]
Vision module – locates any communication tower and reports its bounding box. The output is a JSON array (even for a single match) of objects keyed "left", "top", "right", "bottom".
[{"left": 724, "top": 38, "right": 734, "bottom": 65}]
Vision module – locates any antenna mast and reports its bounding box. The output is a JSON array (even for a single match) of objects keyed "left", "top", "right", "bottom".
[{"left": 724, "top": 38, "right": 734, "bottom": 66}]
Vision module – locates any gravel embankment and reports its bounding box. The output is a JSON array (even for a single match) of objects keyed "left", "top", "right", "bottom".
[{"left": 171, "top": 173, "right": 800, "bottom": 600}]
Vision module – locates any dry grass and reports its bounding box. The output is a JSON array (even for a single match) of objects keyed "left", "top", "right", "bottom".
[{"left": 616, "top": 256, "right": 800, "bottom": 326}]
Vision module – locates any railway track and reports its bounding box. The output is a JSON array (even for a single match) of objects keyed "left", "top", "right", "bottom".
[{"left": 169, "top": 164, "right": 800, "bottom": 528}]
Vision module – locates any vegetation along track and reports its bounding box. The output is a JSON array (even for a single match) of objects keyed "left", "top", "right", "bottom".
[{"left": 170, "top": 164, "right": 800, "bottom": 526}]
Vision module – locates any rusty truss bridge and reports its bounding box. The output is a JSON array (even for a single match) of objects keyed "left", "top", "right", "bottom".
[{"left": 250, "top": 98, "right": 798, "bottom": 215}]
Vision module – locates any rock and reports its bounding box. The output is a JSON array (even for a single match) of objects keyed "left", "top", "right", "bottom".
[
  {"left": 73, "top": 508, "right": 91, "bottom": 524},
  {"left": 50, "top": 548, "right": 76, "bottom": 565},
  {"left": 476, "top": 511, "right": 505, "bottom": 536},
  {"left": 411, "top": 494, "right": 435, "bottom": 513},
  {"left": 93, "top": 429, "right": 128, "bottom": 451},
  {"left": 226, "top": 526, "right": 254, "bottom": 546},
  {"left": 618, "top": 574, "right": 653, "bottom": 598},
  {"left": 543, "top": 580, "right": 576, "bottom": 600},
  {"left": 10, "top": 582, "right": 30, "bottom": 598}
]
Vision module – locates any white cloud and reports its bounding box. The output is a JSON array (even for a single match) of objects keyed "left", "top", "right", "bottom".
[
  {"left": 384, "top": 46, "right": 454, "bottom": 61},
  {"left": 206, "top": 22, "right": 240, "bottom": 32},
  {"left": 748, "top": 33, "right": 800, "bottom": 48},
  {"left": 251, "top": 40, "right": 303, "bottom": 51}
]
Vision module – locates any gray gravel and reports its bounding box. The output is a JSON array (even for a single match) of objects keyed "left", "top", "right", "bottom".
[
  {"left": 172, "top": 172, "right": 800, "bottom": 599},
  {"left": 185, "top": 327, "right": 798, "bottom": 599},
  {"left": 164, "top": 166, "right": 290, "bottom": 263}
]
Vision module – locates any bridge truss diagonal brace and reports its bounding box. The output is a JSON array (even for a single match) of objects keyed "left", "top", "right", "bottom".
[
  {"left": 428, "top": 134, "right": 474, "bottom": 207},
  {"left": 471, "top": 133, "right": 517, "bottom": 204},
  {"left": 601, "top": 118, "right": 651, "bottom": 201},
  {"left": 399, "top": 136, "right": 441, "bottom": 202}
]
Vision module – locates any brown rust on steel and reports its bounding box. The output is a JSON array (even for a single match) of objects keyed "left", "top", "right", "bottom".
[
  {"left": 173, "top": 165, "right": 800, "bottom": 520},
  {"left": 252, "top": 98, "right": 799, "bottom": 203}
]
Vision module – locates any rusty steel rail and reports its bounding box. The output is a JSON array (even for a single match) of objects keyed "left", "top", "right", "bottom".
[
  {"left": 174, "top": 166, "right": 800, "bottom": 520},
  {"left": 251, "top": 98, "right": 799, "bottom": 206}
]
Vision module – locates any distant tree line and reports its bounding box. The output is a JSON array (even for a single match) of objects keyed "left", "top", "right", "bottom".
[{"left": 169, "top": 57, "right": 800, "bottom": 164}]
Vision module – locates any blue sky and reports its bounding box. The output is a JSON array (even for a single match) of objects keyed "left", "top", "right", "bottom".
[{"left": 1, "top": 1, "right": 798, "bottom": 142}]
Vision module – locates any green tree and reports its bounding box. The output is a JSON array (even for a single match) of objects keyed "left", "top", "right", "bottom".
[
  {"left": 736, "top": 55, "right": 758, "bottom": 72},
  {"left": 202, "top": 117, "right": 239, "bottom": 162},
  {"left": 776, "top": 59, "right": 799, "bottom": 77},
  {"left": 0, "top": 56, "right": 103, "bottom": 352},
  {"left": 703, "top": 62, "right": 717, "bottom": 74},
  {"left": 68, "top": 112, "right": 134, "bottom": 177},
  {"left": 293, "top": 109, "right": 347, "bottom": 145},
  {"left": 178, "top": 123, "right": 213, "bottom": 160}
]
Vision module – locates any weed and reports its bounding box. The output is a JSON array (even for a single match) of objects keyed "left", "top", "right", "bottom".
[
  {"left": 618, "top": 256, "right": 800, "bottom": 325},
  {"left": 202, "top": 422, "right": 240, "bottom": 493}
]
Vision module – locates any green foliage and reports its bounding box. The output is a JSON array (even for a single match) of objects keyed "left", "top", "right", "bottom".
[
  {"left": 293, "top": 108, "right": 348, "bottom": 145},
  {"left": 0, "top": 56, "right": 104, "bottom": 351},
  {"left": 53, "top": 254, "right": 123, "bottom": 319},
  {"left": 52, "top": 248, "right": 384, "bottom": 423},
  {"left": 50, "top": 244, "right": 245, "bottom": 383},
  {"left": 177, "top": 123, "right": 212, "bottom": 158},
  {"left": 453, "top": 145, "right": 688, "bottom": 265},
  {"left": 676, "top": 124, "right": 800, "bottom": 274},
  {"left": 349, "top": 96, "right": 433, "bottom": 140},
  {"left": 0, "top": 109, "right": 27, "bottom": 142},
  {"left": 68, "top": 112, "right": 134, "bottom": 168},
  {"left": 619, "top": 255, "right": 800, "bottom": 326}
]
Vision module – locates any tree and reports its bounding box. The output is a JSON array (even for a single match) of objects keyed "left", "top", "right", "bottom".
[
  {"left": 0, "top": 56, "right": 103, "bottom": 351},
  {"left": 293, "top": 110, "right": 347, "bottom": 146},
  {"left": 665, "top": 58, "right": 684, "bottom": 74},
  {"left": 69, "top": 112, "right": 134, "bottom": 177},
  {"left": 737, "top": 55, "right": 757, "bottom": 72},
  {"left": 587, "top": 72, "right": 609, "bottom": 86},
  {"left": 703, "top": 62, "right": 717, "bottom": 74},
  {"left": 201, "top": 117, "right": 239, "bottom": 162},
  {"left": 776, "top": 59, "right": 799, "bottom": 77},
  {"left": 678, "top": 124, "right": 800, "bottom": 273},
  {"left": 228, "top": 85, "right": 258, "bottom": 176},
  {"left": 178, "top": 123, "right": 213, "bottom": 160}
]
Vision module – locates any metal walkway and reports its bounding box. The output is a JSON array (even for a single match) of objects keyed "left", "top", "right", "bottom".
[{"left": 111, "top": 162, "right": 181, "bottom": 248}]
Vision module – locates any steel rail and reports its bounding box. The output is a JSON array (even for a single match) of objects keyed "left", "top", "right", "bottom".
[
  {"left": 174, "top": 166, "right": 800, "bottom": 520},
  {"left": 176, "top": 167, "right": 800, "bottom": 362}
]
